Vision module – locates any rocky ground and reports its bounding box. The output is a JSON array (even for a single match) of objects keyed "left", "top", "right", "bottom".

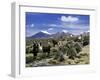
[{"left": 26, "top": 45, "right": 89, "bottom": 67}]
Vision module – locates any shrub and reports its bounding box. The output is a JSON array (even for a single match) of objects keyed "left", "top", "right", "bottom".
[
  {"left": 65, "top": 40, "right": 83, "bottom": 59},
  {"left": 39, "top": 53, "right": 47, "bottom": 59},
  {"left": 26, "top": 54, "right": 33, "bottom": 63},
  {"left": 73, "top": 36, "right": 81, "bottom": 42},
  {"left": 83, "top": 35, "right": 89, "bottom": 46},
  {"left": 58, "top": 51, "right": 65, "bottom": 62},
  {"left": 48, "top": 59, "right": 59, "bottom": 64},
  {"left": 59, "top": 46, "right": 68, "bottom": 54},
  {"left": 67, "top": 47, "right": 77, "bottom": 60},
  {"left": 50, "top": 47, "right": 63, "bottom": 60},
  {"left": 74, "top": 42, "right": 82, "bottom": 53},
  {"left": 26, "top": 47, "right": 29, "bottom": 53},
  {"left": 26, "top": 47, "right": 33, "bottom": 54},
  {"left": 51, "top": 48, "right": 58, "bottom": 56},
  {"left": 65, "top": 41, "right": 77, "bottom": 59}
]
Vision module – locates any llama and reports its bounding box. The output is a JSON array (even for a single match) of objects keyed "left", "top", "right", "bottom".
[{"left": 32, "top": 41, "right": 39, "bottom": 60}]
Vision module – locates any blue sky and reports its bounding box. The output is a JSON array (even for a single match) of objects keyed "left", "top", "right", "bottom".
[{"left": 26, "top": 12, "right": 90, "bottom": 37}]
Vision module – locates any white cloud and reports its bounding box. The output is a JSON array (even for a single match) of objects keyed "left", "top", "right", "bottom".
[
  {"left": 87, "top": 30, "right": 90, "bottom": 32},
  {"left": 48, "top": 28, "right": 53, "bottom": 30},
  {"left": 49, "top": 24, "right": 57, "bottom": 27},
  {"left": 61, "top": 22, "right": 89, "bottom": 30},
  {"left": 26, "top": 24, "right": 34, "bottom": 28},
  {"left": 61, "top": 16, "right": 79, "bottom": 22},
  {"left": 30, "top": 24, "right": 34, "bottom": 27},
  {"left": 62, "top": 30, "right": 68, "bottom": 33},
  {"left": 41, "top": 30, "right": 51, "bottom": 34}
]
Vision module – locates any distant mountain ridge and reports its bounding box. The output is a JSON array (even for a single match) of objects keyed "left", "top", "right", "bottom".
[
  {"left": 27, "top": 31, "right": 74, "bottom": 39},
  {"left": 26, "top": 31, "right": 89, "bottom": 39},
  {"left": 50, "top": 32, "right": 73, "bottom": 38}
]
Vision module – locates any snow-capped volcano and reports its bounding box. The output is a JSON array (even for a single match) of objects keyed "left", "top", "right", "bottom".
[
  {"left": 29, "top": 31, "right": 51, "bottom": 38},
  {"left": 40, "top": 31, "right": 51, "bottom": 35}
]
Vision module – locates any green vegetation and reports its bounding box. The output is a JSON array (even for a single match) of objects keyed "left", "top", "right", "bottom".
[{"left": 26, "top": 34, "right": 90, "bottom": 67}]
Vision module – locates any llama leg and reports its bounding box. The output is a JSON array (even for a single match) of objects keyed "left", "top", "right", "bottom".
[{"left": 34, "top": 53, "right": 37, "bottom": 60}]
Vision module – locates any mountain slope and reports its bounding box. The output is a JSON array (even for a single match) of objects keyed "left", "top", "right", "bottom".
[{"left": 29, "top": 31, "right": 50, "bottom": 38}]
